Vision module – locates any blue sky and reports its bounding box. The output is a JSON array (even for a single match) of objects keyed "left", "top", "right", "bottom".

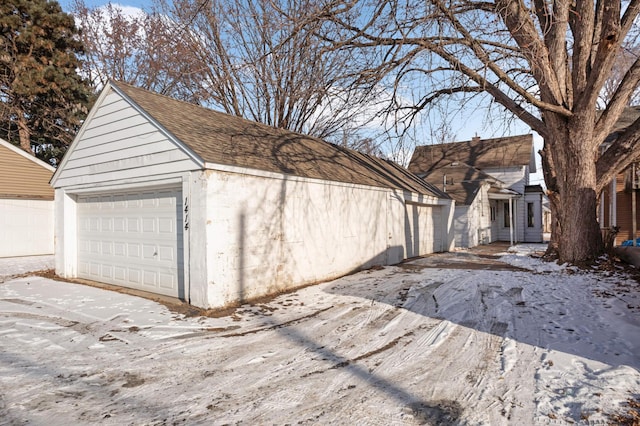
[
  {"left": 55, "top": 0, "right": 544, "bottom": 185},
  {"left": 58, "top": 0, "right": 151, "bottom": 11}
]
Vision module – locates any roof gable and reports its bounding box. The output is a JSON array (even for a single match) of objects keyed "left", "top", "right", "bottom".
[
  {"left": 113, "top": 82, "right": 447, "bottom": 198},
  {"left": 0, "top": 138, "right": 54, "bottom": 199},
  {"left": 52, "top": 83, "right": 202, "bottom": 188}
]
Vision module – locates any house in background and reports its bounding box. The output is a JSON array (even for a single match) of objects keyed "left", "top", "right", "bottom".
[
  {"left": 51, "top": 81, "right": 454, "bottom": 309},
  {"left": 0, "top": 138, "right": 55, "bottom": 257},
  {"left": 408, "top": 135, "right": 545, "bottom": 248},
  {"left": 599, "top": 106, "right": 640, "bottom": 246}
]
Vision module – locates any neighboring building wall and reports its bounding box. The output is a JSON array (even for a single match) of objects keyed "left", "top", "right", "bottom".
[
  {"left": 602, "top": 172, "right": 640, "bottom": 246},
  {"left": 524, "top": 191, "right": 544, "bottom": 243},
  {"left": 199, "top": 168, "right": 453, "bottom": 309},
  {"left": 0, "top": 199, "right": 54, "bottom": 257},
  {"left": 453, "top": 186, "right": 492, "bottom": 248},
  {"left": 453, "top": 205, "right": 472, "bottom": 248},
  {"left": 0, "top": 144, "right": 54, "bottom": 199},
  {"left": 475, "top": 186, "right": 493, "bottom": 245},
  {"left": 483, "top": 166, "right": 529, "bottom": 191},
  {"left": 0, "top": 140, "right": 54, "bottom": 257}
]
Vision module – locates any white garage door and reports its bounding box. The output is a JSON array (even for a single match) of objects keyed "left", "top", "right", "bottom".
[
  {"left": 405, "top": 203, "right": 443, "bottom": 257},
  {"left": 77, "top": 188, "right": 184, "bottom": 298}
]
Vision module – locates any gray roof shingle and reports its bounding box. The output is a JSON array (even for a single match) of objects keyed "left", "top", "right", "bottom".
[
  {"left": 408, "top": 135, "right": 534, "bottom": 175},
  {"left": 114, "top": 81, "right": 448, "bottom": 199},
  {"left": 408, "top": 135, "right": 534, "bottom": 205}
]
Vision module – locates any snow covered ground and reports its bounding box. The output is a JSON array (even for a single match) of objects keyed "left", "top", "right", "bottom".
[{"left": 0, "top": 246, "right": 639, "bottom": 425}]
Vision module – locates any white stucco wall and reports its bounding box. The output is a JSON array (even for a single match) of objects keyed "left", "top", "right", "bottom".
[
  {"left": 451, "top": 185, "right": 493, "bottom": 249},
  {"left": 0, "top": 199, "right": 54, "bottom": 257},
  {"left": 453, "top": 205, "right": 472, "bottom": 248},
  {"left": 197, "top": 167, "right": 453, "bottom": 308}
]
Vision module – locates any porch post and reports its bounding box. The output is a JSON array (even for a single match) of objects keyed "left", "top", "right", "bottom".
[{"left": 509, "top": 198, "right": 514, "bottom": 246}]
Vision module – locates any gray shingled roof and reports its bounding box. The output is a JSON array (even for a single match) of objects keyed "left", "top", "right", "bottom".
[
  {"left": 408, "top": 135, "right": 534, "bottom": 206},
  {"left": 408, "top": 134, "right": 534, "bottom": 175},
  {"left": 415, "top": 163, "right": 500, "bottom": 205},
  {"left": 113, "top": 82, "right": 448, "bottom": 199}
]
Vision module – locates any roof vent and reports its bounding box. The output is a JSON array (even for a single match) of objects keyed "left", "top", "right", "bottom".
[{"left": 471, "top": 135, "right": 481, "bottom": 143}]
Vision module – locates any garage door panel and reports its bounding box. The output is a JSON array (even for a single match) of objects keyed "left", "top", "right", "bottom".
[
  {"left": 114, "top": 266, "right": 126, "bottom": 281},
  {"left": 77, "top": 187, "right": 183, "bottom": 298},
  {"left": 102, "top": 265, "right": 113, "bottom": 279},
  {"left": 129, "top": 269, "right": 141, "bottom": 284}
]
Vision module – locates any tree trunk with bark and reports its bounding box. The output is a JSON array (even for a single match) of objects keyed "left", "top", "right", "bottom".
[
  {"left": 543, "top": 112, "right": 604, "bottom": 263},
  {"left": 550, "top": 149, "right": 603, "bottom": 263},
  {"left": 318, "top": 0, "right": 640, "bottom": 265},
  {"left": 17, "top": 114, "right": 32, "bottom": 155}
]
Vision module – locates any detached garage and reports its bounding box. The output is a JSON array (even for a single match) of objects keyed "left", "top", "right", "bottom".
[
  {"left": 0, "top": 138, "right": 55, "bottom": 257},
  {"left": 52, "top": 81, "right": 454, "bottom": 309}
]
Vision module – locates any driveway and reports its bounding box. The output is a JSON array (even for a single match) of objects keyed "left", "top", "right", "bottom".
[{"left": 0, "top": 246, "right": 639, "bottom": 425}]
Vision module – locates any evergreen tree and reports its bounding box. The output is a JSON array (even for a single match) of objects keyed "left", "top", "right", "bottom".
[{"left": 0, "top": 0, "right": 93, "bottom": 165}]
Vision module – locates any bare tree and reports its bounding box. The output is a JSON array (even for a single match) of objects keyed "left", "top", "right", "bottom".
[
  {"left": 600, "top": 43, "right": 640, "bottom": 107},
  {"left": 153, "top": 0, "right": 383, "bottom": 146},
  {"left": 72, "top": 0, "right": 206, "bottom": 102},
  {"left": 318, "top": 0, "right": 640, "bottom": 264}
]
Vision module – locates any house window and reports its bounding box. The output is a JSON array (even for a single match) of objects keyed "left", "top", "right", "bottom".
[
  {"left": 490, "top": 205, "right": 496, "bottom": 222},
  {"left": 527, "top": 202, "right": 535, "bottom": 227},
  {"left": 504, "top": 202, "right": 510, "bottom": 227}
]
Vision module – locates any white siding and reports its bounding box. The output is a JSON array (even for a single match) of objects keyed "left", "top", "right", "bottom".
[
  {"left": 53, "top": 89, "right": 199, "bottom": 189},
  {"left": 404, "top": 203, "right": 443, "bottom": 257},
  {"left": 0, "top": 199, "right": 54, "bottom": 257},
  {"left": 484, "top": 166, "right": 528, "bottom": 192},
  {"left": 524, "top": 192, "right": 544, "bottom": 243}
]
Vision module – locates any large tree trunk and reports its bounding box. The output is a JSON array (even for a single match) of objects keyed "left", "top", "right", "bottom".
[{"left": 546, "top": 118, "right": 604, "bottom": 264}]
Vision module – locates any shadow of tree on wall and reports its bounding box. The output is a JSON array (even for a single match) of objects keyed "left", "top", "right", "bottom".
[
  {"left": 221, "top": 152, "right": 457, "bottom": 422},
  {"left": 218, "top": 124, "right": 448, "bottom": 305}
]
